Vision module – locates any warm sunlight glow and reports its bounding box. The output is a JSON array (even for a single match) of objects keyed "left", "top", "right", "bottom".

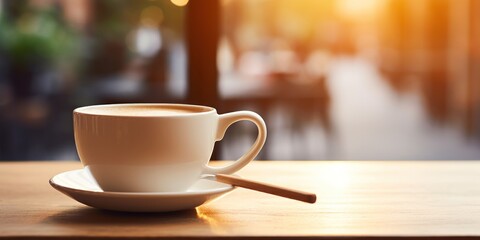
[
  {"left": 336, "top": 0, "right": 384, "bottom": 20},
  {"left": 320, "top": 162, "right": 352, "bottom": 189},
  {"left": 171, "top": 0, "right": 189, "bottom": 7},
  {"left": 196, "top": 207, "right": 228, "bottom": 234},
  {"left": 313, "top": 162, "right": 357, "bottom": 233}
]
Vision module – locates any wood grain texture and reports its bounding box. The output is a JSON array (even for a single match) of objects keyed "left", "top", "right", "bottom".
[{"left": 1, "top": 161, "right": 480, "bottom": 239}]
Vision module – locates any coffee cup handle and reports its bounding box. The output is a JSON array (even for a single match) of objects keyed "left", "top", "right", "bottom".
[{"left": 203, "top": 111, "right": 267, "bottom": 175}]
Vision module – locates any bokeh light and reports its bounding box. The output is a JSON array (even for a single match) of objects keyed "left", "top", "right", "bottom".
[{"left": 171, "top": 0, "right": 189, "bottom": 7}]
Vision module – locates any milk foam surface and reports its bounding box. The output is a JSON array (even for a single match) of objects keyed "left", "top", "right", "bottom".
[{"left": 79, "top": 105, "right": 204, "bottom": 116}]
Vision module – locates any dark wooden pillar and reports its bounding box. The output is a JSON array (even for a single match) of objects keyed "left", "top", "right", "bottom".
[
  {"left": 186, "top": 0, "right": 220, "bottom": 109},
  {"left": 186, "top": 0, "right": 221, "bottom": 159}
]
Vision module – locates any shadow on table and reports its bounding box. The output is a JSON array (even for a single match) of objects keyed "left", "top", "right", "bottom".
[
  {"left": 43, "top": 206, "right": 232, "bottom": 235},
  {"left": 44, "top": 207, "right": 204, "bottom": 226}
]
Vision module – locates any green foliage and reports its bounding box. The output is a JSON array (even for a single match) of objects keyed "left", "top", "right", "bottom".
[{"left": 0, "top": 6, "right": 80, "bottom": 65}]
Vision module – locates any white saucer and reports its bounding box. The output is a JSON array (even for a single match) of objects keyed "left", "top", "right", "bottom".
[{"left": 49, "top": 169, "right": 235, "bottom": 212}]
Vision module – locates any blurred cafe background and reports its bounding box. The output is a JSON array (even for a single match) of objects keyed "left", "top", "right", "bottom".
[{"left": 0, "top": 0, "right": 479, "bottom": 160}]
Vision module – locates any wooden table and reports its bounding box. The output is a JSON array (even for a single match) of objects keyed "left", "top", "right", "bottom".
[{"left": 1, "top": 161, "right": 480, "bottom": 239}]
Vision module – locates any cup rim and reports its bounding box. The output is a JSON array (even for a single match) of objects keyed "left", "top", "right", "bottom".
[{"left": 73, "top": 103, "right": 216, "bottom": 118}]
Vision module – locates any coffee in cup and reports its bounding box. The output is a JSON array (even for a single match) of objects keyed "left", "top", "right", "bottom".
[{"left": 73, "top": 103, "right": 266, "bottom": 192}]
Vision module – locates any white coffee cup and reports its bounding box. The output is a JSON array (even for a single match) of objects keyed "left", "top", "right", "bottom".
[{"left": 73, "top": 103, "right": 266, "bottom": 192}]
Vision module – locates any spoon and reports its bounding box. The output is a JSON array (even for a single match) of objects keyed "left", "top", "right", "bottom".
[{"left": 203, "top": 174, "right": 316, "bottom": 204}]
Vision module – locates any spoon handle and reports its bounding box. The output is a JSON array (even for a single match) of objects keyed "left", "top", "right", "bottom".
[{"left": 215, "top": 174, "right": 317, "bottom": 204}]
